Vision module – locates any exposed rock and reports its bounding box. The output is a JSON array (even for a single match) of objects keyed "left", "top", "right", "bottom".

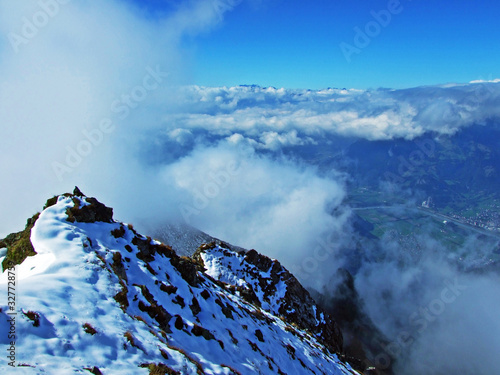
[
  {"left": 215, "top": 298, "right": 234, "bottom": 320},
  {"left": 279, "top": 272, "right": 343, "bottom": 353},
  {"left": 73, "top": 186, "right": 84, "bottom": 197},
  {"left": 111, "top": 225, "right": 126, "bottom": 238},
  {"left": 23, "top": 310, "right": 41, "bottom": 327},
  {"left": 84, "top": 366, "right": 103, "bottom": 375},
  {"left": 244, "top": 249, "right": 274, "bottom": 272},
  {"left": 174, "top": 315, "right": 184, "bottom": 330},
  {"left": 311, "top": 268, "right": 394, "bottom": 375},
  {"left": 1, "top": 212, "right": 39, "bottom": 271},
  {"left": 111, "top": 252, "right": 128, "bottom": 282},
  {"left": 191, "top": 324, "right": 215, "bottom": 341},
  {"left": 255, "top": 329, "right": 264, "bottom": 342},
  {"left": 160, "top": 283, "right": 178, "bottom": 294},
  {"left": 189, "top": 297, "right": 201, "bottom": 316},
  {"left": 135, "top": 284, "right": 172, "bottom": 333},
  {"left": 66, "top": 196, "right": 113, "bottom": 224},
  {"left": 114, "top": 283, "right": 129, "bottom": 311},
  {"left": 132, "top": 236, "right": 175, "bottom": 263},
  {"left": 169, "top": 256, "right": 201, "bottom": 287}
]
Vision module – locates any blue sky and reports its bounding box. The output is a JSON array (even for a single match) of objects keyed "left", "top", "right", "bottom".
[{"left": 128, "top": 0, "right": 500, "bottom": 89}]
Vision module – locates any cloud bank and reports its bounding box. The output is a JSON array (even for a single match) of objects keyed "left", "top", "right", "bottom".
[
  {"left": 351, "top": 231, "right": 500, "bottom": 375},
  {"left": 162, "top": 82, "right": 500, "bottom": 147},
  {"left": 0, "top": 0, "right": 239, "bottom": 235}
]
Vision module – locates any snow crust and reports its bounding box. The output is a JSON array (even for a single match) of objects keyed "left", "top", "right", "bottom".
[
  {"left": 0, "top": 195, "right": 357, "bottom": 374},
  {"left": 201, "top": 247, "right": 288, "bottom": 314}
]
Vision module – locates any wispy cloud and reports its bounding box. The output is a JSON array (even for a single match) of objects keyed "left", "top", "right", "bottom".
[
  {"left": 351, "top": 231, "right": 500, "bottom": 374},
  {"left": 0, "top": 0, "right": 241, "bottom": 235}
]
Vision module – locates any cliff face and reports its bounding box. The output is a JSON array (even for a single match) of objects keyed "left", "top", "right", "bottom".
[
  {"left": 0, "top": 189, "right": 358, "bottom": 375},
  {"left": 195, "top": 245, "right": 344, "bottom": 354}
]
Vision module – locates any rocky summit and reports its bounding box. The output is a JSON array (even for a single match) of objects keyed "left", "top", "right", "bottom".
[{"left": 0, "top": 189, "right": 359, "bottom": 374}]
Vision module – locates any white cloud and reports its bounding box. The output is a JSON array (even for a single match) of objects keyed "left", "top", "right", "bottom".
[
  {"left": 168, "top": 128, "right": 194, "bottom": 145},
  {"left": 352, "top": 232, "right": 500, "bottom": 375},
  {"left": 158, "top": 142, "right": 348, "bottom": 268},
  {"left": 162, "top": 82, "right": 500, "bottom": 146},
  {"left": 259, "top": 130, "right": 309, "bottom": 151},
  {"left": 0, "top": 0, "right": 240, "bottom": 236}
]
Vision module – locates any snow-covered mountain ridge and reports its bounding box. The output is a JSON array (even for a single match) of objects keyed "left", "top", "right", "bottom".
[{"left": 0, "top": 189, "right": 358, "bottom": 374}]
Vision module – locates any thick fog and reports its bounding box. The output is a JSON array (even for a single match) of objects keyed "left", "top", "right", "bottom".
[{"left": 349, "top": 230, "right": 500, "bottom": 374}]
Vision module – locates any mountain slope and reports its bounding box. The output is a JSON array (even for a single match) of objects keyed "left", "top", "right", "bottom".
[
  {"left": 150, "top": 222, "right": 246, "bottom": 257},
  {"left": 0, "top": 190, "right": 358, "bottom": 374}
]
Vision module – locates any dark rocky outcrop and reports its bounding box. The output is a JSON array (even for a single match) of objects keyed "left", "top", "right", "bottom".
[
  {"left": 1, "top": 212, "right": 39, "bottom": 271},
  {"left": 311, "top": 268, "right": 394, "bottom": 375},
  {"left": 66, "top": 196, "right": 113, "bottom": 224}
]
